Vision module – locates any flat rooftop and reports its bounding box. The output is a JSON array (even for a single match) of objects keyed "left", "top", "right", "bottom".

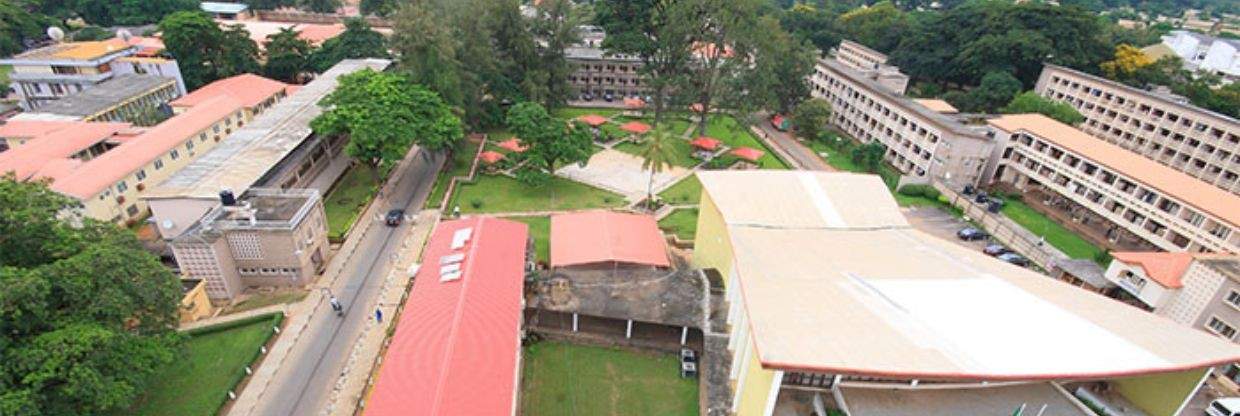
[
  {"left": 989, "top": 113, "right": 1240, "bottom": 227},
  {"left": 18, "top": 74, "right": 176, "bottom": 118},
  {"left": 2, "top": 39, "right": 134, "bottom": 62},
  {"left": 147, "top": 59, "right": 391, "bottom": 201},
  {"left": 201, "top": 188, "right": 320, "bottom": 231},
  {"left": 817, "top": 57, "right": 984, "bottom": 139},
  {"left": 699, "top": 170, "right": 1240, "bottom": 381},
  {"left": 839, "top": 383, "right": 1091, "bottom": 416}
]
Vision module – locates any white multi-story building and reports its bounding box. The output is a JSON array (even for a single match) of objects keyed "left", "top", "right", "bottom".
[
  {"left": 987, "top": 113, "right": 1240, "bottom": 254},
  {"left": 1162, "top": 30, "right": 1240, "bottom": 82},
  {"left": 809, "top": 52, "right": 992, "bottom": 187},
  {"left": 1033, "top": 64, "right": 1240, "bottom": 194},
  {"left": 0, "top": 38, "right": 186, "bottom": 110},
  {"left": 1104, "top": 252, "right": 1240, "bottom": 343}
]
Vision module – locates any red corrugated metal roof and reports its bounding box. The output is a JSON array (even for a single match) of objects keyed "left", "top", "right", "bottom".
[
  {"left": 550, "top": 210, "right": 670, "bottom": 268},
  {"left": 620, "top": 121, "right": 651, "bottom": 134},
  {"left": 364, "top": 217, "right": 528, "bottom": 416},
  {"left": 1112, "top": 252, "right": 1196, "bottom": 288},
  {"left": 170, "top": 73, "right": 288, "bottom": 109}
]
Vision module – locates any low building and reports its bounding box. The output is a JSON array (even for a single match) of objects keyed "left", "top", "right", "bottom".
[
  {"left": 1105, "top": 252, "right": 1240, "bottom": 342},
  {"left": 692, "top": 170, "right": 1240, "bottom": 416},
  {"left": 145, "top": 59, "right": 391, "bottom": 300},
  {"left": 809, "top": 51, "right": 992, "bottom": 187},
  {"left": 0, "top": 119, "right": 87, "bottom": 151},
  {"left": 986, "top": 113, "right": 1239, "bottom": 254},
  {"left": 169, "top": 73, "right": 290, "bottom": 118},
  {"left": 549, "top": 210, "right": 669, "bottom": 269},
  {"left": 200, "top": 1, "right": 251, "bottom": 20},
  {"left": 0, "top": 38, "right": 186, "bottom": 110},
  {"left": 217, "top": 20, "right": 347, "bottom": 49},
  {"left": 10, "top": 74, "right": 180, "bottom": 124},
  {"left": 1033, "top": 64, "right": 1240, "bottom": 195},
  {"left": 364, "top": 217, "right": 529, "bottom": 416},
  {"left": 1161, "top": 30, "right": 1240, "bottom": 82},
  {"left": 179, "top": 278, "right": 216, "bottom": 323}
]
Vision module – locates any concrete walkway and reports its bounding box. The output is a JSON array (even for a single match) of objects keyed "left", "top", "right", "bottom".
[{"left": 751, "top": 114, "right": 834, "bottom": 171}]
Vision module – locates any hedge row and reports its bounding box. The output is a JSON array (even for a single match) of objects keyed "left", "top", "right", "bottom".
[{"left": 896, "top": 183, "right": 942, "bottom": 200}]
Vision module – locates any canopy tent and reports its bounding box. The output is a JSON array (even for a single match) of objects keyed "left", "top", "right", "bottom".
[
  {"left": 576, "top": 114, "right": 609, "bottom": 127},
  {"left": 691, "top": 136, "right": 721, "bottom": 151},
  {"left": 623, "top": 97, "right": 645, "bottom": 109},
  {"left": 731, "top": 146, "right": 765, "bottom": 162},
  {"left": 497, "top": 138, "right": 527, "bottom": 153},
  {"left": 620, "top": 121, "right": 652, "bottom": 135},
  {"left": 479, "top": 150, "right": 505, "bottom": 165}
]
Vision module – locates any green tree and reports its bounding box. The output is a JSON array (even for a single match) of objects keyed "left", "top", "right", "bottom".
[
  {"left": 246, "top": 0, "right": 297, "bottom": 10},
  {"left": 791, "top": 98, "right": 833, "bottom": 141},
  {"left": 595, "top": 0, "right": 698, "bottom": 127},
  {"left": 944, "top": 71, "right": 1022, "bottom": 113},
  {"left": 527, "top": 0, "right": 584, "bottom": 109},
  {"left": 1100, "top": 44, "right": 1154, "bottom": 83},
  {"left": 392, "top": 2, "right": 464, "bottom": 109},
  {"left": 835, "top": 1, "right": 909, "bottom": 53},
  {"left": 505, "top": 102, "right": 593, "bottom": 183},
  {"left": 0, "top": 3, "right": 57, "bottom": 57},
  {"left": 300, "top": 0, "right": 340, "bottom": 13},
  {"left": 778, "top": 2, "right": 843, "bottom": 52},
  {"left": 1001, "top": 91, "right": 1086, "bottom": 125},
  {"left": 360, "top": 0, "right": 398, "bottom": 16},
  {"left": 62, "top": 0, "right": 197, "bottom": 26},
  {"left": 0, "top": 177, "right": 182, "bottom": 415},
  {"left": 308, "top": 18, "right": 389, "bottom": 72},
  {"left": 263, "top": 27, "right": 314, "bottom": 83},
  {"left": 639, "top": 131, "right": 676, "bottom": 207},
  {"left": 746, "top": 15, "right": 817, "bottom": 115},
  {"left": 159, "top": 12, "right": 261, "bottom": 90},
  {"left": 71, "top": 25, "right": 111, "bottom": 41},
  {"left": 311, "top": 70, "right": 464, "bottom": 182},
  {"left": 850, "top": 142, "right": 886, "bottom": 173}
]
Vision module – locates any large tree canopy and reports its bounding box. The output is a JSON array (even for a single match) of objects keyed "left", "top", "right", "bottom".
[
  {"left": 505, "top": 102, "right": 593, "bottom": 184},
  {"left": 158, "top": 11, "right": 260, "bottom": 90},
  {"left": 0, "top": 177, "right": 182, "bottom": 415},
  {"left": 312, "top": 70, "right": 463, "bottom": 180},
  {"left": 264, "top": 27, "right": 314, "bottom": 83},
  {"left": 308, "top": 18, "right": 389, "bottom": 72}
]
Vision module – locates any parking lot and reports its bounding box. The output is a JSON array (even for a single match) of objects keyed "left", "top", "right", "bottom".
[{"left": 904, "top": 206, "right": 992, "bottom": 252}]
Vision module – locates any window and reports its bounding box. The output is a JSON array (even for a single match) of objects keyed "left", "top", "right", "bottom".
[
  {"left": 154, "top": 158, "right": 164, "bottom": 170},
  {"left": 170, "top": 149, "right": 179, "bottom": 160},
  {"left": 1227, "top": 290, "right": 1240, "bottom": 310},
  {"left": 135, "top": 169, "right": 146, "bottom": 181},
  {"left": 186, "top": 140, "right": 194, "bottom": 150},
  {"left": 200, "top": 133, "right": 207, "bottom": 142},
  {"left": 1207, "top": 316, "right": 1237, "bottom": 339},
  {"left": 116, "top": 181, "right": 128, "bottom": 193},
  {"left": 126, "top": 204, "right": 139, "bottom": 216}
]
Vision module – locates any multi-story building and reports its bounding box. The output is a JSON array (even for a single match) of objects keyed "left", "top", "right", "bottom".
[
  {"left": 1104, "top": 252, "right": 1240, "bottom": 343},
  {"left": 169, "top": 73, "right": 290, "bottom": 118},
  {"left": 566, "top": 45, "right": 646, "bottom": 101},
  {"left": 986, "top": 113, "right": 1239, "bottom": 253},
  {"left": 692, "top": 170, "right": 1240, "bottom": 416},
  {"left": 145, "top": 59, "right": 391, "bottom": 300},
  {"left": 0, "top": 38, "right": 186, "bottom": 110},
  {"left": 0, "top": 74, "right": 290, "bottom": 224},
  {"left": 1033, "top": 64, "right": 1240, "bottom": 194},
  {"left": 834, "top": 39, "right": 888, "bottom": 71},
  {"left": 10, "top": 74, "right": 180, "bottom": 124},
  {"left": 1161, "top": 30, "right": 1240, "bottom": 82},
  {"left": 809, "top": 53, "right": 992, "bottom": 186}
]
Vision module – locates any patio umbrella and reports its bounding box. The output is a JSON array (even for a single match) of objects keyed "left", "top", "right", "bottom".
[
  {"left": 479, "top": 150, "right": 505, "bottom": 165},
  {"left": 620, "top": 121, "right": 652, "bottom": 135},
  {"left": 689, "top": 103, "right": 705, "bottom": 113},
  {"left": 690, "top": 136, "right": 721, "bottom": 151},
  {"left": 730, "top": 146, "right": 764, "bottom": 163},
  {"left": 623, "top": 97, "right": 645, "bottom": 109},
  {"left": 497, "top": 138, "right": 527, "bottom": 153},
  {"left": 577, "top": 114, "right": 609, "bottom": 127}
]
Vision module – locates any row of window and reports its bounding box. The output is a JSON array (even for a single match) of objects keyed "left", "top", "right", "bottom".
[
  {"left": 1045, "top": 73, "right": 1235, "bottom": 141},
  {"left": 237, "top": 267, "right": 299, "bottom": 276},
  {"left": 104, "top": 111, "right": 244, "bottom": 199}
]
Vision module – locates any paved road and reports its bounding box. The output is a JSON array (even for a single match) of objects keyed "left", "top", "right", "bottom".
[
  {"left": 253, "top": 149, "right": 445, "bottom": 416},
  {"left": 751, "top": 115, "right": 833, "bottom": 171}
]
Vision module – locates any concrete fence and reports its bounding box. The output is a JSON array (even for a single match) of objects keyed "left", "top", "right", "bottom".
[
  {"left": 932, "top": 181, "right": 1070, "bottom": 271},
  {"left": 255, "top": 11, "right": 392, "bottom": 28}
]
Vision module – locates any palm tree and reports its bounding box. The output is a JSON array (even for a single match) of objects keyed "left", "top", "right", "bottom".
[{"left": 640, "top": 131, "right": 676, "bottom": 209}]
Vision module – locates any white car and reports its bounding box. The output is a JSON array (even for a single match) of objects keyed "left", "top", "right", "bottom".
[{"left": 1208, "top": 398, "right": 1240, "bottom": 416}]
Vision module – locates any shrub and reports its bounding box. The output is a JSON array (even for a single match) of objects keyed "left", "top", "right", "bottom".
[
  {"left": 470, "top": 199, "right": 483, "bottom": 209},
  {"left": 897, "top": 184, "right": 940, "bottom": 200}
]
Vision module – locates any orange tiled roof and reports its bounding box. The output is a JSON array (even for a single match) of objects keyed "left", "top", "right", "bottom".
[
  {"left": 1111, "top": 252, "right": 1197, "bottom": 288},
  {"left": 170, "top": 73, "right": 288, "bottom": 109}
]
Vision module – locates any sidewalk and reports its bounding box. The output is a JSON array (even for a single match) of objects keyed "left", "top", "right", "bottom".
[
  {"left": 749, "top": 116, "right": 834, "bottom": 171},
  {"left": 324, "top": 209, "right": 441, "bottom": 416}
]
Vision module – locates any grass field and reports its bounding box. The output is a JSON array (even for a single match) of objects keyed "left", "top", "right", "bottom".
[
  {"left": 521, "top": 341, "right": 698, "bottom": 416},
  {"left": 804, "top": 135, "right": 943, "bottom": 208},
  {"left": 1002, "top": 199, "right": 1105, "bottom": 260},
  {"left": 510, "top": 215, "right": 550, "bottom": 264},
  {"left": 705, "top": 116, "right": 788, "bottom": 169},
  {"left": 658, "top": 208, "right": 699, "bottom": 240},
  {"left": 553, "top": 107, "right": 623, "bottom": 120},
  {"left": 323, "top": 164, "right": 379, "bottom": 241},
  {"left": 425, "top": 137, "right": 482, "bottom": 209},
  {"left": 658, "top": 175, "right": 702, "bottom": 205},
  {"left": 452, "top": 175, "right": 624, "bottom": 213},
  {"left": 224, "top": 290, "right": 307, "bottom": 314},
  {"left": 129, "top": 317, "right": 278, "bottom": 416},
  {"left": 613, "top": 138, "right": 699, "bottom": 168}
]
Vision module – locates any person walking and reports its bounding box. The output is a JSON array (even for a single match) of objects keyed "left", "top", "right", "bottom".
[{"left": 375, "top": 308, "right": 383, "bottom": 323}]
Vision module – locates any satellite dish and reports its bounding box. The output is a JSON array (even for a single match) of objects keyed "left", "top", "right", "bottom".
[
  {"left": 116, "top": 29, "right": 133, "bottom": 42},
  {"left": 161, "top": 219, "right": 174, "bottom": 229},
  {"left": 47, "top": 27, "right": 65, "bottom": 42}
]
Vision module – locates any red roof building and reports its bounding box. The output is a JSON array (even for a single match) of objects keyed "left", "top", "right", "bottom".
[
  {"left": 619, "top": 121, "right": 651, "bottom": 135},
  {"left": 691, "top": 136, "right": 721, "bottom": 151},
  {"left": 550, "top": 210, "right": 670, "bottom": 268},
  {"left": 364, "top": 217, "right": 529, "bottom": 416},
  {"left": 170, "top": 73, "right": 289, "bottom": 111},
  {"left": 576, "top": 114, "right": 609, "bottom": 127},
  {"left": 731, "top": 146, "right": 765, "bottom": 163},
  {"left": 1111, "top": 252, "right": 1196, "bottom": 288}
]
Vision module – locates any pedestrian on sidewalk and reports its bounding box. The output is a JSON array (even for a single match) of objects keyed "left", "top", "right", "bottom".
[{"left": 375, "top": 308, "right": 383, "bottom": 323}]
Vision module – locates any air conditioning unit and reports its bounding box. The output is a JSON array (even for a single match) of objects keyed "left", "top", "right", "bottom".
[{"left": 136, "top": 183, "right": 145, "bottom": 192}]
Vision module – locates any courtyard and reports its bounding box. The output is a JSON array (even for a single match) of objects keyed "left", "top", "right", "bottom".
[{"left": 520, "top": 341, "right": 699, "bottom": 416}]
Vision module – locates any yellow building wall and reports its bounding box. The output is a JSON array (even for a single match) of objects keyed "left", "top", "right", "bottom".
[
  {"left": 692, "top": 192, "right": 737, "bottom": 288},
  {"left": 178, "top": 280, "right": 215, "bottom": 323},
  {"left": 736, "top": 337, "right": 777, "bottom": 416},
  {"left": 1113, "top": 368, "right": 1207, "bottom": 416}
]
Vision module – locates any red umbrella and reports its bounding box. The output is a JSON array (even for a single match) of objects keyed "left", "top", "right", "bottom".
[
  {"left": 620, "top": 121, "right": 652, "bottom": 134},
  {"left": 497, "top": 138, "right": 527, "bottom": 153},
  {"left": 623, "top": 97, "right": 645, "bottom": 109},
  {"left": 730, "top": 146, "right": 764, "bottom": 162},
  {"left": 577, "top": 114, "right": 609, "bottom": 127},
  {"left": 690, "top": 136, "right": 721, "bottom": 151},
  {"left": 689, "top": 103, "right": 705, "bottom": 113},
  {"left": 479, "top": 150, "right": 505, "bottom": 164}
]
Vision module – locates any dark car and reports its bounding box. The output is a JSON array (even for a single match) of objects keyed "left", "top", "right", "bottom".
[
  {"left": 983, "top": 243, "right": 1010, "bottom": 256},
  {"left": 385, "top": 209, "right": 405, "bottom": 227},
  {"left": 956, "top": 227, "right": 989, "bottom": 241},
  {"left": 997, "top": 252, "right": 1030, "bottom": 267},
  {"left": 603, "top": 92, "right": 615, "bottom": 102},
  {"left": 580, "top": 92, "right": 594, "bottom": 101}
]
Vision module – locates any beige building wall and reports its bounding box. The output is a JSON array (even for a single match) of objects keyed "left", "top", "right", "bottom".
[
  {"left": 809, "top": 57, "right": 992, "bottom": 187},
  {"left": 566, "top": 49, "right": 647, "bottom": 98},
  {"left": 1034, "top": 65, "right": 1240, "bottom": 195},
  {"left": 179, "top": 279, "right": 216, "bottom": 323},
  {"left": 835, "top": 39, "right": 888, "bottom": 71},
  {"left": 990, "top": 127, "right": 1239, "bottom": 253},
  {"left": 1186, "top": 260, "right": 1240, "bottom": 342}
]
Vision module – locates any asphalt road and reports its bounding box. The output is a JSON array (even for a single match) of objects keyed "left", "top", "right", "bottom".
[
  {"left": 253, "top": 149, "right": 444, "bottom": 416},
  {"left": 751, "top": 115, "right": 833, "bottom": 171}
]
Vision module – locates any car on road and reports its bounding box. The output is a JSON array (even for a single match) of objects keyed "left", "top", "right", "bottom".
[
  {"left": 997, "top": 252, "right": 1030, "bottom": 267},
  {"left": 956, "top": 227, "right": 988, "bottom": 241},
  {"left": 983, "top": 244, "right": 1010, "bottom": 256},
  {"left": 385, "top": 209, "right": 405, "bottom": 227}
]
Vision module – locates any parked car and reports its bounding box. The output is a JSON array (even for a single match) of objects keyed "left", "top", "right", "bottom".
[
  {"left": 983, "top": 244, "right": 1010, "bottom": 256},
  {"left": 385, "top": 209, "right": 405, "bottom": 227},
  {"left": 956, "top": 227, "right": 989, "bottom": 241},
  {"left": 997, "top": 252, "right": 1030, "bottom": 267},
  {"left": 1208, "top": 398, "right": 1240, "bottom": 416},
  {"left": 603, "top": 92, "right": 615, "bottom": 102},
  {"left": 580, "top": 92, "right": 594, "bottom": 101}
]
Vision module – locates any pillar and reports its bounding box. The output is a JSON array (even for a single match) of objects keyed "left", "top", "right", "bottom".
[
  {"left": 681, "top": 326, "right": 688, "bottom": 345},
  {"left": 572, "top": 313, "right": 578, "bottom": 332},
  {"left": 626, "top": 319, "right": 633, "bottom": 339}
]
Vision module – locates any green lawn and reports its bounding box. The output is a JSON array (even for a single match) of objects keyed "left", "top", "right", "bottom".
[
  {"left": 425, "top": 137, "right": 483, "bottom": 209},
  {"left": 804, "top": 134, "right": 944, "bottom": 208},
  {"left": 658, "top": 208, "right": 699, "bottom": 241},
  {"left": 324, "top": 164, "right": 380, "bottom": 241},
  {"left": 224, "top": 290, "right": 307, "bottom": 314},
  {"left": 1002, "top": 198, "right": 1105, "bottom": 260},
  {"left": 452, "top": 175, "right": 624, "bottom": 213},
  {"left": 521, "top": 341, "right": 698, "bottom": 416},
  {"left": 613, "top": 138, "right": 699, "bottom": 168},
  {"left": 658, "top": 175, "right": 702, "bottom": 205},
  {"left": 552, "top": 107, "right": 623, "bottom": 120},
  {"left": 705, "top": 116, "right": 788, "bottom": 169},
  {"left": 129, "top": 315, "right": 280, "bottom": 416},
  {"left": 0, "top": 65, "right": 11, "bottom": 92},
  {"left": 510, "top": 216, "right": 550, "bottom": 264}
]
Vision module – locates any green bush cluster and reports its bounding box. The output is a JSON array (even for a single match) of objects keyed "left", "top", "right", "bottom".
[{"left": 897, "top": 184, "right": 941, "bottom": 200}]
